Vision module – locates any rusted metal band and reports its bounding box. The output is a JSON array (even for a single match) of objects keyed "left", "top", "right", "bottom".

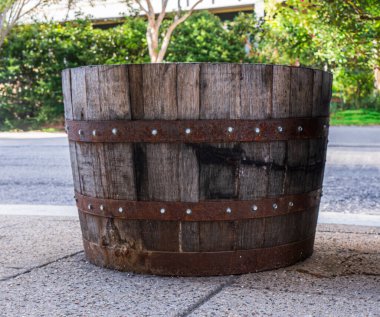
[
  {"left": 66, "top": 117, "right": 329, "bottom": 143},
  {"left": 82, "top": 236, "right": 315, "bottom": 276},
  {"left": 76, "top": 189, "right": 321, "bottom": 221}
]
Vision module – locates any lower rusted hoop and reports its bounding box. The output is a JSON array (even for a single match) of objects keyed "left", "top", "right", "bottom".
[
  {"left": 66, "top": 117, "right": 329, "bottom": 143},
  {"left": 82, "top": 236, "right": 315, "bottom": 276},
  {"left": 76, "top": 189, "right": 321, "bottom": 221}
]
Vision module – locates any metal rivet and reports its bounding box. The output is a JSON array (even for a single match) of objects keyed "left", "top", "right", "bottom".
[
  {"left": 255, "top": 127, "right": 260, "bottom": 134},
  {"left": 226, "top": 207, "right": 232, "bottom": 214},
  {"left": 78, "top": 129, "right": 83, "bottom": 135},
  {"left": 87, "top": 204, "right": 92, "bottom": 210},
  {"left": 92, "top": 130, "right": 97, "bottom": 136},
  {"left": 297, "top": 126, "right": 303, "bottom": 132},
  {"left": 272, "top": 203, "right": 278, "bottom": 210},
  {"left": 277, "top": 126, "right": 283, "bottom": 133},
  {"left": 118, "top": 207, "right": 123, "bottom": 213},
  {"left": 289, "top": 201, "right": 294, "bottom": 207},
  {"left": 160, "top": 208, "right": 166, "bottom": 214},
  {"left": 186, "top": 209, "right": 192, "bottom": 215},
  {"left": 252, "top": 205, "right": 258, "bottom": 212},
  {"left": 152, "top": 129, "right": 158, "bottom": 136},
  {"left": 100, "top": 205, "right": 104, "bottom": 211},
  {"left": 227, "top": 127, "right": 234, "bottom": 133},
  {"left": 112, "top": 128, "right": 118, "bottom": 135},
  {"left": 185, "top": 128, "right": 191, "bottom": 134}
]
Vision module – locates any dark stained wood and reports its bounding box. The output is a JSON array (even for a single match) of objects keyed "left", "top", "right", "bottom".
[
  {"left": 321, "top": 72, "right": 333, "bottom": 117},
  {"left": 238, "top": 65, "right": 283, "bottom": 250},
  {"left": 239, "top": 143, "right": 269, "bottom": 199},
  {"left": 235, "top": 218, "right": 266, "bottom": 250},
  {"left": 312, "top": 70, "right": 323, "bottom": 117},
  {"left": 63, "top": 64, "right": 332, "bottom": 276},
  {"left": 135, "top": 64, "right": 180, "bottom": 251},
  {"left": 239, "top": 65, "right": 273, "bottom": 201},
  {"left": 200, "top": 63, "right": 240, "bottom": 119},
  {"left": 285, "top": 140, "right": 309, "bottom": 195},
  {"left": 128, "top": 64, "right": 144, "bottom": 120},
  {"left": 241, "top": 64, "right": 273, "bottom": 119},
  {"left": 198, "top": 64, "right": 242, "bottom": 252},
  {"left": 199, "top": 221, "right": 235, "bottom": 252},
  {"left": 70, "top": 67, "right": 87, "bottom": 120},
  {"left": 272, "top": 66, "right": 291, "bottom": 118},
  {"left": 268, "top": 142, "right": 286, "bottom": 196},
  {"left": 290, "top": 67, "right": 314, "bottom": 117},
  {"left": 177, "top": 64, "right": 200, "bottom": 252}
]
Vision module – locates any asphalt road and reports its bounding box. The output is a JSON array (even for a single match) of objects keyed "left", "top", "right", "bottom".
[{"left": 0, "top": 127, "right": 379, "bottom": 215}]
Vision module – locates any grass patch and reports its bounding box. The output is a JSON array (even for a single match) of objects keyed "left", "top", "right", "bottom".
[{"left": 330, "top": 109, "right": 380, "bottom": 126}]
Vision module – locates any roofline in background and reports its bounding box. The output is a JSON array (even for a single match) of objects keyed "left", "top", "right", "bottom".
[{"left": 61, "top": 5, "right": 255, "bottom": 26}]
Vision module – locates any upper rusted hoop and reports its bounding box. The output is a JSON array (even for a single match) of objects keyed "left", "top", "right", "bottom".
[{"left": 66, "top": 117, "right": 329, "bottom": 143}]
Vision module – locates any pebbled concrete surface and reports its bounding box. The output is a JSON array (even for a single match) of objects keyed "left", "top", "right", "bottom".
[
  {"left": 1, "top": 128, "right": 380, "bottom": 215},
  {"left": 0, "top": 215, "right": 82, "bottom": 280},
  {"left": 0, "top": 212, "right": 379, "bottom": 317}
]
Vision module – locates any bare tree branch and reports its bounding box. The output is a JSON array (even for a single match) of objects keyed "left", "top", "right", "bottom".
[
  {"left": 134, "top": 0, "right": 149, "bottom": 15},
  {"left": 156, "top": 0, "right": 203, "bottom": 62},
  {"left": 156, "top": 0, "right": 169, "bottom": 29}
]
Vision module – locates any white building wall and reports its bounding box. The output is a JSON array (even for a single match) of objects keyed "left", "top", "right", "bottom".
[{"left": 25, "top": 0, "right": 264, "bottom": 23}]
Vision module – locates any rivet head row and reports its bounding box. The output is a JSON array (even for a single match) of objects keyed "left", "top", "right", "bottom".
[
  {"left": 75, "top": 123, "right": 326, "bottom": 138},
  {"left": 85, "top": 202, "right": 298, "bottom": 214}
]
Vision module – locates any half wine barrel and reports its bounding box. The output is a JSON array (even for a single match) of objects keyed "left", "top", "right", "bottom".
[{"left": 62, "top": 63, "right": 332, "bottom": 276}]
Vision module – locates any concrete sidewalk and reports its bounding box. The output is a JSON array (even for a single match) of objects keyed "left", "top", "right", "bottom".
[{"left": 0, "top": 214, "right": 379, "bottom": 317}]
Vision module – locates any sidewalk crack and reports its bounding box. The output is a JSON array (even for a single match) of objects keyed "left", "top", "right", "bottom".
[
  {"left": 177, "top": 276, "right": 238, "bottom": 317},
  {"left": 0, "top": 250, "right": 84, "bottom": 282}
]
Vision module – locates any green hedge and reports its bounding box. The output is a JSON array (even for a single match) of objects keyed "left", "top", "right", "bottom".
[
  {"left": 0, "top": 12, "right": 257, "bottom": 130},
  {"left": 0, "top": 18, "right": 148, "bottom": 130},
  {"left": 0, "top": 10, "right": 378, "bottom": 130}
]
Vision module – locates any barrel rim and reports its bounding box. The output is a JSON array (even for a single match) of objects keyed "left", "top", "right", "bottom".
[{"left": 62, "top": 62, "right": 333, "bottom": 76}]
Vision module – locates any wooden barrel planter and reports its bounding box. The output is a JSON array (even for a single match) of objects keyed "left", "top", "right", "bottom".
[{"left": 63, "top": 63, "right": 332, "bottom": 276}]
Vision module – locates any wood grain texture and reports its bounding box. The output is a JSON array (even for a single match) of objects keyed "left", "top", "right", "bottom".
[
  {"left": 177, "top": 64, "right": 200, "bottom": 252},
  {"left": 241, "top": 64, "right": 273, "bottom": 119},
  {"left": 290, "top": 67, "right": 314, "bottom": 117},
  {"left": 62, "top": 69, "right": 81, "bottom": 194},
  {"left": 63, "top": 64, "right": 332, "bottom": 274},
  {"left": 198, "top": 63, "right": 242, "bottom": 252},
  {"left": 135, "top": 64, "right": 180, "bottom": 251},
  {"left": 272, "top": 66, "right": 291, "bottom": 118}
]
